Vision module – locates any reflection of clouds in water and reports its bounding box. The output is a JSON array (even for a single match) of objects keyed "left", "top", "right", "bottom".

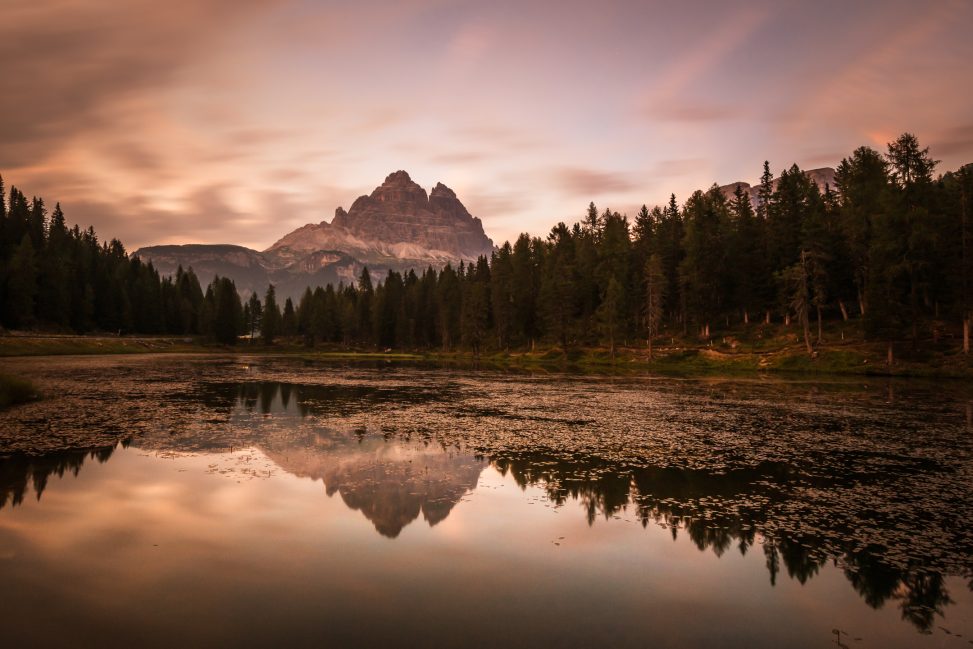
[{"left": 0, "top": 358, "right": 972, "bottom": 635}]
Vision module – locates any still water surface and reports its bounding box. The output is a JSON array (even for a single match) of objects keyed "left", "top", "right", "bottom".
[{"left": 1, "top": 355, "right": 972, "bottom": 648}]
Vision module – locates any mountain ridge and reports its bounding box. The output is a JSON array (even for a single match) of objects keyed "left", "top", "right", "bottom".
[{"left": 135, "top": 171, "right": 494, "bottom": 299}]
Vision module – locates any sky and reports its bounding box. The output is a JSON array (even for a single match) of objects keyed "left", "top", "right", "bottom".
[{"left": 1, "top": 0, "right": 972, "bottom": 251}]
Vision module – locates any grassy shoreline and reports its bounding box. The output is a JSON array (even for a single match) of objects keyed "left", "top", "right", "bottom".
[
  {"left": 2, "top": 332, "right": 972, "bottom": 379},
  {"left": 0, "top": 373, "right": 41, "bottom": 409}
]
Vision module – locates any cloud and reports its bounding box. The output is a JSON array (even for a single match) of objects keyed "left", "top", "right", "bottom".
[
  {"left": 0, "top": 0, "right": 280, "bottom": 168},
  {"left": 644, "top": 103, "right": 741, "bottom": 123},
  {"left": 637, "top": 6, "right": 769, "bottom": 115},
  {"left": 930, "top": 123, "right": 973, "bottom": 160},
  {"left": 649, "top": 158, "right": 708, "bottom": 179},
  {"left": 553, "top": 167, "right": 639, "bottom": 197}
]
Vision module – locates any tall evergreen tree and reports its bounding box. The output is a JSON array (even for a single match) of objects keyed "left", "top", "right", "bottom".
[
  {"left": 540, "top": 223, "right": 577, "bottom": 350},
  {"left": 4, "top": 235, "right": 37, "bottom": 328},
  {"left": 643, "top": 253, "right": 665, "bottom": 357},
  {"left": 262, "top": 284, "right": 281, "bottom": 344}
]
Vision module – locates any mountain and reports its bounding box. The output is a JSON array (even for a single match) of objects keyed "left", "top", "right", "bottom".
[
  {"left": 132, "top": 243, "right": 362, "bottom": 301},
  {"left": 134, "top": 171, "right": 494, "bottom": 299},
  {"left": 268, "top": 170, "right": 493, "bottom": 266},
  {"left": 719, "top": 167, "right": 837, "bottom": 206}
]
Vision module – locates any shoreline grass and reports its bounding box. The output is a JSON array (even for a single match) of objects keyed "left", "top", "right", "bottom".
[
  {"left": 0, "top": 373, "right": 41, "bottom": 409},
  {"left": 2, "top": 333, "right": 971, "bottom": 379}
]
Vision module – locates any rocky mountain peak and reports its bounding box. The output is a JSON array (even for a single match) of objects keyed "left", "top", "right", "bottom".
[
  {"left": 430, "top": 182, "right": 456, "bottom": 198},
  {"left": 384, "top": 170, "right": 414, "bottom": 185},
  {"left": 135, "top": 170, "right": 495, "bottom": 302}
]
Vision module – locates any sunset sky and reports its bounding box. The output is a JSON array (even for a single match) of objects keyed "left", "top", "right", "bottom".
[{"left": 2, "top": 0, "right": 971, "bottom": 250}]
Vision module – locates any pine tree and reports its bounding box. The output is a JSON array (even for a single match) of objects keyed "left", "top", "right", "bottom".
[
  {"left": 436, "top": 264, "right": 461, "bottom": 350},
  {"left": 540, "top": 223, "right": 577, "bottom": 350},
  {"left": 489, "top": 243, "right": 514, "bottom": 349},
  {"left": 356, "top": 267, "right": 374, "bottom": 346},
  {"left": 247, "top": 292, "right": 262, "bottom": 341},
  {"left": 584, "top": 202, "right": 600, "bottom": 234},
  {"left": 4, "top": 235, "right": 37, "bottom": 328},
  {"left": 644, "top": 253, "right": 665, "bottom": 357},
  {"left": 262, "top": 284, "right": 281, "bottom": 344},
  {"left": 680, "top": 189, "right": 727, "bottom": 338},
  {"left": 884, "top": 133, "right": 939, "bottom": 346},
  {"left": 510, "top": 234, "right": 540, "bottom": 347},
  {"left": 282, "top": 297, "right": 296, "bottom": 337},
  {"left": 211, "top": 277, "right": 241, "bottom": 345},
  {"left": 460, "top": 257, "right": 491, "bottom": 355},
  {"left": 836, "top": 146, "right": 889, "bottom": 316},
  {"left": 597, "top": 276, "right": 623, "bottom": 361},
  {"left": 297, "top": 287, "right": 314, "bottom": 345},
  {"left": 757, "top": 161, "right": 774, "bottom": 220}
]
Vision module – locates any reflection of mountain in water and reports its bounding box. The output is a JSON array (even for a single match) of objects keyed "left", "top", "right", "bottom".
[
  {"left": 225, "top": 382, "right": 485, "bottom": 538},
  {"left": 2, "top": 380, "right": 971, "bottom": 632},
  {"left": 265, "top": 441, "right": 482, "bottom": 538}
]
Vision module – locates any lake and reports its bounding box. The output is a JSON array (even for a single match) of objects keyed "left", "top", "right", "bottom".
[{"left": 1, "top": 355, "right": 971, "bottom": 648}]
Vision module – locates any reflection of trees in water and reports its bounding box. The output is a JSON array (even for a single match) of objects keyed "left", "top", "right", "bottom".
[
  {"left": 494, "top": 452, "right": 967, "bottom": 633},
  {"left": 1, "top": 379, "right": 967, "bottom": 634},
  {"left": 0, "top": 442, "right": 124, "bottom": 510}
]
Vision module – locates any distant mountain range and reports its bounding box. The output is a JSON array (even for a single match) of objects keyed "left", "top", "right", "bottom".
[
  {"left": 136, "top": 167, "right": 840, "bottom": 301},
  {"left": 134, "top": 170, "right": 495, "bottom": 300},
  {"left": 718, "top": 167, "right": 836, "bottom": 205}
]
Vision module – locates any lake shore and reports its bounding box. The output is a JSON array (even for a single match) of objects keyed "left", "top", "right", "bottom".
[
  {"left": 0, "top": 372, "right": 40, "bottom": 410},
  {"left": 2, "top": 331, "right": 972, "bottom": 379}
]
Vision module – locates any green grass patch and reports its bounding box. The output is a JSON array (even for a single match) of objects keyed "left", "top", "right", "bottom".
[
  {"left": 0, "top": 336, "right": 202, "bottom": 357},
  {"left": 0, "top": 373, "right": 40, "bottom": 409}
]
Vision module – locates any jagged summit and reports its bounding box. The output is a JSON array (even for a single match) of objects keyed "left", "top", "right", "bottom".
[
  {"left": 269, "top": 171, "right": 493, "bottom": 264},
  {"left": 134, "top": 170, "right": 495, "bottom": 300}
]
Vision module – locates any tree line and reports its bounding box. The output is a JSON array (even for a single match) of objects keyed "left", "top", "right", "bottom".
[{"left": 1, "top": 133, "right": 971, "bottom": 360}]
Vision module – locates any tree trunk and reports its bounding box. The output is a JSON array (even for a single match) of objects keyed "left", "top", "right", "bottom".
[
  {"left": 765, "top": 310, "right": 771, "bottom": 325},
  {"left": 910, "top": 273, "right": 919, "bottom": 349},
  {"left": 785, "top": 313, "right": 791, "bottom": 327},
  {"left": 858, "top": 290, "right": 866, "bottom": 317},
  {"left": 681, "top": 293, "right": 688, "bottom": 336},
  {"left": 964, "top": 317, "right": 970, "bottom": 354},
  {"left": 743, "top": 309, "right": 749, "bottom": 325},
  {"left": 647, "top": 336, "right": 653, "bottom": 360},
  {"left": 838, "top": 300, "right": 849, "bottom": 321},
  {"left": 816, "top": 305, "right": 823, "bottom": 344},
  {"left": 887, "top": 341, "right": 894, "bottom": 367},
  {"left": 802, "top": 312, "right": 813, "bottom": 358}
]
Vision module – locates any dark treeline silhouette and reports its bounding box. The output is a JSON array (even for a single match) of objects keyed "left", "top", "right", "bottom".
[
  {"left": 2, "top": 133, "right": 971, "bottom": 359},
  {"left": 0, "top": 175, "right": 243, "bottom": 342}
]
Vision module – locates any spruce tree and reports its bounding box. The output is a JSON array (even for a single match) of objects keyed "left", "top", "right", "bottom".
[
  {"left": 282, "top": 297, "right": 296, "bottom": 337},
  {"left": 644, "top": 253, "right": 665, "bottom": 357},
  {"left": 262, "top": 284, "right": 281, "bottom": 344},
  {"left": 4, "top": 235, "right": 37, "bottom": 328}
]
